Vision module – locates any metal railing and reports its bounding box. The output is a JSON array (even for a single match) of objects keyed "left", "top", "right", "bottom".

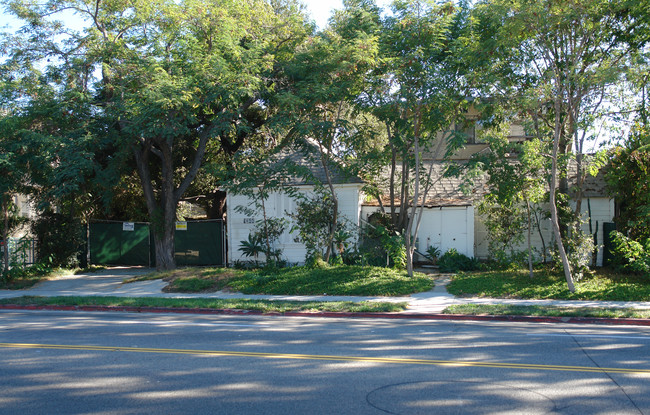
[{"left": 0, "top": 238, "right": 38, "bottom": 269}]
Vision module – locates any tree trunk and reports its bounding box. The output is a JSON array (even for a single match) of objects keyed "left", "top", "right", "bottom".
[
  {"left": 133, "top": 141, "right": 178, "bottom": 271},
  {"left": 131, "top": 119, "right": 211, "bottom": 271},
  {"left": 398, "top": 156, "right": 410, "bottom": 234},
  {"left": 152, "top": 222, "right": 175, "bottom": 270},
  {"left": 526, "top": 199, "right": 534, "bottom": 279},
  {"left": 532, "top": 208, "right": 547, "bottom": 264},
  {"left": 550, "top": 98, "right": 575, "bottom": 292},
  {"left": 388, "top": 128, "right": 398, "bottom": 228},
  {"left": 260, "top": 193, "right": 273, "bottom": 265},
  {"left": 2, "top": 197, "right": 9, "bottom": 275},
  {"left": 405, "top": 104, "right": 423, "bottom": 277},
  {"left": 319, "top": 142, "right": 339, "bottom": 263},
  {"left": 405, "top": 233, "right": 414, "bottom": 276}
]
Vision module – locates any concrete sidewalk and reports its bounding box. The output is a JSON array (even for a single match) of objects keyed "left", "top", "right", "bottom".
[{"left": 2, "top": 267, "right": 650, "bottom": 315}]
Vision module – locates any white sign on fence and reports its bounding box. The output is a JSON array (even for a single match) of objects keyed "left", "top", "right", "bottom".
[{"left": 122, "top": 222, "right": 135, "bottom": 231}]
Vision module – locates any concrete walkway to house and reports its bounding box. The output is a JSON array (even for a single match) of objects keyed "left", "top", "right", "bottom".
[{"left": 1, "top": 266, "right": 650, "bottom": 314}]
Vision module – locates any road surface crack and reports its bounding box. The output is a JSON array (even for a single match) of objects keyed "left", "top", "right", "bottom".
[{"left": 566, "top": 329, "right": 644, "bottom": 415}]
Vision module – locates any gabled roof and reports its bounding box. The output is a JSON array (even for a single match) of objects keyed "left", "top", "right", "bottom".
[{"left": 266, "top": 139, "right": 364, "bottom": 186}]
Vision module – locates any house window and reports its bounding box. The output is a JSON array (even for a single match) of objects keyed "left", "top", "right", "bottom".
[{"left": 455, "top": 122, "right": 476, "bottom": 144}]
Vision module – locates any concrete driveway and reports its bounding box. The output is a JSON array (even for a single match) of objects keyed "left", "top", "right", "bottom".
[{"left": 0, "top": 267, "right": 165, "bottom": 299}]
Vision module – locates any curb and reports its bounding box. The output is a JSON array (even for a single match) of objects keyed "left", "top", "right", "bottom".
[{"left": 2, "top": 304, "right": 650, "bottom": 326}]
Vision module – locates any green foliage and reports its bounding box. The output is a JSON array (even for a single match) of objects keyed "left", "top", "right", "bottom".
[
  {"left": 333, "top": 229, "right": 352, "bottom": 256},
  {"left": 425, "top": 246, "right": 441, "bottom": 263},
  {"left": 238, "top": 233, "right": 264, "bottom": 262},
  {"left": 1, "top": 0, "right": 314, "bottom": 270},
  {"left": 477, "top": 195, "right": 527, "bottom": 260},
  {"left": 606, "top": 126, "right": 650, "bottom": 241},
  {"left": 3, "top": 296, "right": 408, "bottom": 313},
  {"left": 359, "top": 223, "right": 406, "bottom": 269},
  {"left": 610, "top": 231, "right": 650, "bottom": 276},
  {"left": 227, "top": 265, "right": 433, "bottom": 296},
  {"left": 340, "top": 246, "right": 362, "bottom": 266},
  {"left": 289, "top": 195, "right": 337, "bottom": 262},
  {"left": 438, "top": 248, "right": 479, "bottom": 273},
  {"left": 565, "top": 228, "right": 596, "bottom": 280},
  {"left": 2, "top": 237, "right": 35, "bottom": 270},
  {"left": 481, "top": 250, "right": 530, "bottom": 271},
  {"left": 0, "top": 205, "right": 28, "bottom": 240},
  {"left": 447, "top": 267, "right": 650, "bottom": 301},
  {"left": 472, "top": 0, "right": 647, "bottom": 290},
  {"left": 260, "top": 217, "right": 286, "bottom": 263},
  {"left": 31, "top": 212, "right": 84, "bottom": 268},
  {"left": 551, "top": 193, "right": 596, "bottom": 278},
  {"left": 305, "top": 255, "right": 330, "bottom": 270},
  {"left": 469, "top": 126, "right": 548, "bottom": 267},
  {"left": 443, "top": 304, "right": 650, "bottom": 320},
  {"left": 0, "top": 263, "right": 53, "bottom": 288}
]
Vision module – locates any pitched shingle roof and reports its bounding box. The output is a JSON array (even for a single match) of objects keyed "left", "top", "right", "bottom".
[
  {"left": 266, "top": 139, "right": 364, "bottom": 186},
  {"left": 362, "top": 158, "right": 609, "bottom": 208},
  {"left": 363, "top": 162, "right": 486, "bottom": 207}
]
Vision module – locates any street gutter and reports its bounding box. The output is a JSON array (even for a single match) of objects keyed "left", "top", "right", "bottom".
[{"left": 2, "top": 303, "right": 650, "bottom": 326}]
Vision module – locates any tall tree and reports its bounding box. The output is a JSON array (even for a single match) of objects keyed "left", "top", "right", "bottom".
[
  {"left": 2, "top": 0, "right": 310, "bottom": 270},
  {"left": 471, "top": 123, "right": 548, "bottom": 276},
  {"left": 0, "top": 70, "right": 53, "bottom": 272},
  {"left": 367, "top": 0, "right": 471, "bottom": 276},
  {"left": 274, "top": 0, "right": 379, "bottom": 262},
  {"left": 475, "top": 0, "right": 647, "bottom": 290}
]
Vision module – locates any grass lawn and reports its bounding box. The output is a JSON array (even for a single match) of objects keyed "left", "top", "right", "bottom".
[
  {"left": 443, "top": 304, "right": 650, "bottom": 319},
  {"left": 129, "top": 265, "right": 434, "bottom": 296},
  {"left": 447, "top": 268, "right": 650, "bottom": 301},
  {"left": 0, "top": 296, "right": 407, "bottom": 313}
]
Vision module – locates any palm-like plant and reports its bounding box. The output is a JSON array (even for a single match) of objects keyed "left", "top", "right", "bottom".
[{"left": 239, "top": 233, "right": 264, "bottom": 262}]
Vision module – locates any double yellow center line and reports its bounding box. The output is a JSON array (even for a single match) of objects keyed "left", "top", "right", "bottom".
[{"left": 1, "top": 342, "right": 648, "bottom": 375}]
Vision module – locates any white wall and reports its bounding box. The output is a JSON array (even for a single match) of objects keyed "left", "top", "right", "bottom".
[
  {"left": 9, "top": 195, "right": 35, "bottom": 238},
  {"left": 360, "top": 205, "right": 475, "bottom": 258},
  {"left": 227, "top": 184, "right": 363, "bottom": 265},
  {"left": 474, "top": 197, "right": 615, "bottom": 266}
]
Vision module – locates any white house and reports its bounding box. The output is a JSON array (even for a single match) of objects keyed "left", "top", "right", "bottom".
[
  {"left": 226, "top": 142, "right": 365, "bottom": 265},
  {"left": 359, "top": 112, "right": 615, "bottom": 266},
  {"left": 227, "top": 117, "right": 615, "bottom": 267}
]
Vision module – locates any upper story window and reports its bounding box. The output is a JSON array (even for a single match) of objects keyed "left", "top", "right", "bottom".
[{"left": 455, "top": 122, "right": 477, "bottom": 144}]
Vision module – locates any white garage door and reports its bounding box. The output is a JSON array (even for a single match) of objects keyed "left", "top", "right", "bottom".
[{"left": 417, "top": 206, "right": 474, "bottom": 258}]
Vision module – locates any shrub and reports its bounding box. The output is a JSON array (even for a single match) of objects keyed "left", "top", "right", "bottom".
[
  {"left": 289, "top": 195, "right": 335, "bottom": 261},
  {"left": 233, "top": 260, "right": 260, "bottom": 270},
  {"left": 238, "top": 233, "right": 264, "bottom": 263},
  {"left": 31, "top": 211, "right": 84, "bottom": 268},
  {"left": 486, "top": 250, "right": 529, "bottom": 271},
  {"left": 425, "top": 246, "right": 441, "bottom": 263},
  {"left": 341, "top": 247, "right": 362, "bottom": 265},
  {"left": 240, "top": 218, "right": 286, "bottom": 267},
  {"left": 610, "top": 231, "right": 650, "bottom": 276},
  {"left": 1, "top": 262, "right": 53, "bottom": 286},
  {"left": 305, "top": 254, "right": 329, "bottom": 269},
  {"left": 359, "top": 223, "right": 406, "bottom": 269},
  {"left": 438, "top": 248, "right": 479, "bottom": 273}
]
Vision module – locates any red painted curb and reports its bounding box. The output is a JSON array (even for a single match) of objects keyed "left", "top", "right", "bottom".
[{"left": 1, "top": 303, "right": 649, "bottom": 326}]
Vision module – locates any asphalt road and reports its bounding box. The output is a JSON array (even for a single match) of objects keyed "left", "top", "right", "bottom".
[{"left": 0, "top": 310, "right": 649, "bottom": 414}]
